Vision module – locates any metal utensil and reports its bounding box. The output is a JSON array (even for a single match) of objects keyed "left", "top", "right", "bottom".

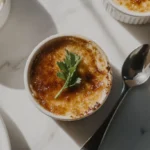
[{"left": 81, "top": 44, "right": 150, "bottom": 150}]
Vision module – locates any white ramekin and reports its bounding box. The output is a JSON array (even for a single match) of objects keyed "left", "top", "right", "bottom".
[
  {"left": 24, "top": 34, "right": 112, "bottom": 121},
  {"left": 0, "top": 0, "right": 11, "bottom": 29},
  {"left": 102, "top": 0, "right": 150, "bottom": 24}
]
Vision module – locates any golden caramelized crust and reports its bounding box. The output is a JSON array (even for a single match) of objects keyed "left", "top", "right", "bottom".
[
  {"left": 29, "top": 36, "right": 112, "bottom": 119},
  {"left": 113, "top": 0, "right": 150, "bottom": 12}
]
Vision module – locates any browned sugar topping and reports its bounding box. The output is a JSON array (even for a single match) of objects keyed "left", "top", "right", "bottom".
[
  {"left": 29, "top": 36, "right": 112, "bottom": 119},
  {"left": 113, "top": 0, "right": 150, "bottom": 12}
]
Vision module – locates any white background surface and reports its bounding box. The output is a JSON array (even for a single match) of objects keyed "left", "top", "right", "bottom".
[{"left": 0, "top": 0, "right": 150, "bottom": 150}]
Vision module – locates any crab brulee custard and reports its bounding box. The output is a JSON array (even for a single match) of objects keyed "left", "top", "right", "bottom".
[
  {"left": 113, "top": 0, "right": 150, "bottom": 12},
  {"left": 29, "top": 36, "right": 112, "bottom": 120}
]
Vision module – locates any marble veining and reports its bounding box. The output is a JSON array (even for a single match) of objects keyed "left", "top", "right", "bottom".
[
  {"left": 0, "top": 0, "right": 150, "bottom": 150},
  {"left": 0, "top": 57, "right": 26, "bottom": 71},
  {"left": 0, "top": 61, "right": 10, "bottom": 70}
]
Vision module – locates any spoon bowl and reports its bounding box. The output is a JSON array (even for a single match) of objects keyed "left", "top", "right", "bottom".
[{"left": 123, "top": 44, "right": 150, "bottom": 87}]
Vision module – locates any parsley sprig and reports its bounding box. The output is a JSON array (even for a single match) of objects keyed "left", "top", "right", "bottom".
[{"left": 55, "top": 50, "right": 82, "bottom": 99}]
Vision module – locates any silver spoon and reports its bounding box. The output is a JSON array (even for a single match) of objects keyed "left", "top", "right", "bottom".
[{"left": 81, "top": 44, "right": 150, "bottom": 150}]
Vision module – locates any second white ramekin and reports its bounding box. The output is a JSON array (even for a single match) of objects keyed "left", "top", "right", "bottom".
[{"left": 102, "top": 0, "right": 150, "bottom": 24}]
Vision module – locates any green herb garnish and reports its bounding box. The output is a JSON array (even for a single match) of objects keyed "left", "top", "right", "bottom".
[{"left": 55, "top": 50, "right": 82, "bottom": 99}]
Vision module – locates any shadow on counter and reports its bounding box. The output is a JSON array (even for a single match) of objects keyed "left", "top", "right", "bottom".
[
  {"left": 119, "top": 22, "right": 150, "bottom": 45},
  {"left": 0, "top": 108, "right": 30, "bottom": 150},
  {"left": 0, "top": 0, "right": 57, "bottom": 89},
  {"left": 99, "top": 77, "right": 150, "bottom": 150}
]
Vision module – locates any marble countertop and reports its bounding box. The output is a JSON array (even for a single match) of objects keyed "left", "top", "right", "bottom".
[{"left": 0, "top": 0, "right": 150, "bottom": 150}]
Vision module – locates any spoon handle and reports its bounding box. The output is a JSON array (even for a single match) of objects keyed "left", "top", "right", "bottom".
[{"left": 81, "top": 83, "right": 130, "bottom": 150}]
